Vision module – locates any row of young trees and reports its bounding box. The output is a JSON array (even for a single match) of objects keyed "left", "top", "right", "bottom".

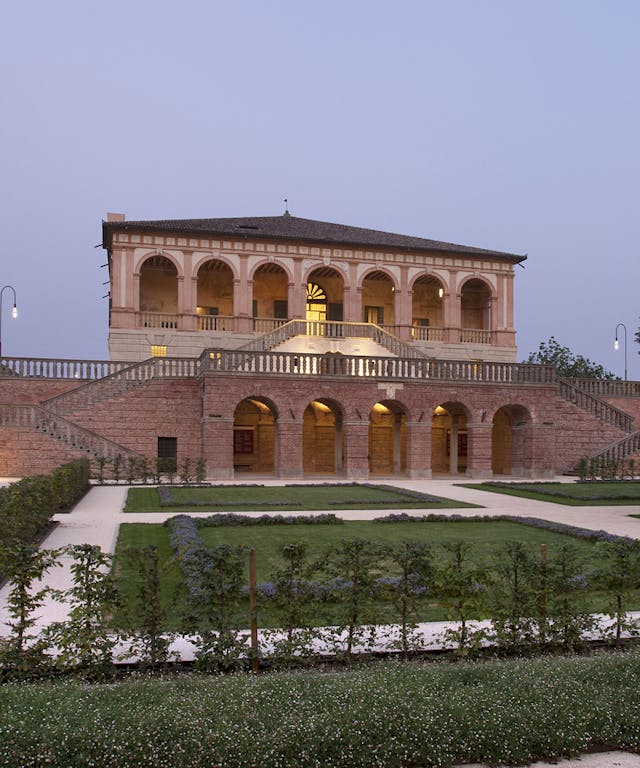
[
  {"left": 2, "top": 534, "right": 640, "bottom": 681},
  {"left": 92, "top": 456, "right": 206, "bottom": 485}
]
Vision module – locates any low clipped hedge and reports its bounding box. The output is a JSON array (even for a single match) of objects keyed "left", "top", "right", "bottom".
[{"left": 0, "top": 459, "right": 90, "bottom": 549}]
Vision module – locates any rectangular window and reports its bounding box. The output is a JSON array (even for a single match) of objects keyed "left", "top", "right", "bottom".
[
  {"left": 273, "top": 300, "right": 288, "bottom": 319},
  {"left": 151, "top": 345, "right": 167, "bottom": 357},
  {"left": 328, "top": 302, "right": 343, "bottom": 321},
  {"left": 233, "top": 428, "right": 254, "bottom": 454},
  {"left": 364, "top": 306, "right": 384, "bottom": 324},
  {"left": 157, "top": 437, "right": 177, "bottom": 473}
]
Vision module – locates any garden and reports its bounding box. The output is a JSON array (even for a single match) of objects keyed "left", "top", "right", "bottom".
[{"left": 462, "top": 480, "right": 640, "bottom": 506}]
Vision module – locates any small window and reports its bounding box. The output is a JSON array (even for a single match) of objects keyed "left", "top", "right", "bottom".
[
  {"left": 233, "top": 428, "right": 254, "bottom": 454},
  {"left": 273, "top": 300, "right": 288, "bottom": 319},
  {"left": 151, "top": 345, "right": 167, "bottom": 357},
  {"left": 157, "top": 437, "right": 177, "bottom": 474}
]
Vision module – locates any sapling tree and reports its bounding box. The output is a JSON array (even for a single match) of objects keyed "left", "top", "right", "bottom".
[
  {"left": 434, "top": 541, "right": 487, "bottom": 655},
  {"left": 0, "top": 544, "right": 60, "bottom": 680},
  {"left": 264, "top": 541, "right": 320, "bottom": 665},
  {"left": 47, "top": 544, "right": 120, "bottom": 678},
  {"left": 543, "top": 543, "right": 594, "bottom": 650},
  {"left": 120, "top": 545, "right": 176, "bottom": 668},
  {"left": 182, "top": 543, "right": 247, "bottom": 671},
  {"left": 320, "top": 538, "right": 383, "bottom": 662},
  {"left": 596, "top": 539, "right": 640, "bottom": 644},
  {"left": 384, "top": 541, "right": 433, "bottom": 658},
  {"left": 112, "top": 454, "right": 122, "bottom": 484},
  {"left": 487, "top": 541, "right": 538, "bottom": 651}
]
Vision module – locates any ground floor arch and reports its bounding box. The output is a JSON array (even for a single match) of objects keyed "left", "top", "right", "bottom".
[
  {"left": 369, "top": 400, "right": 407, "bottom": 475},
  {"left": 492, "top": 404, "right": 533, "bottom": 476},
  {"left": 303, "top": 399, "right": 344, "bottom": 474},
  {"left": 431, "top": 402, "right": 469, "bottom": 475},
  {"left": 233, "top": 397, "right": 277, "bottom": 474}
]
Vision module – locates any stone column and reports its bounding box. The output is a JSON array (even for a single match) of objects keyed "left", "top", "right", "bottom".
[
  {"left": 277, "top": 418, "right": 303, "bottom": 478},
  {"left": 466, "top": 419, "right": 492, "bottom": 479},
  {"left": 343, "top": 420, "right": 370, "bottom": 480},
  {"left": 406, "top": 418, "right": 432, "bottom": 479}
]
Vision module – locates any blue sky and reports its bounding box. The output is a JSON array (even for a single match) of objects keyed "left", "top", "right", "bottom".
[{"left": 0, "top": 0, "right": 638, "bottom": 377}]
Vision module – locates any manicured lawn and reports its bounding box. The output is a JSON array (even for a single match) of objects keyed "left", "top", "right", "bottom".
[
  {"left": 113, "top": 517, "right": 611, "bottom": 629},
  {"left": 123, "top": 483, "right": 481, "bottom": 513},
  {"left": 2, "top": 651, "right": 640, "bottom": 767},
  {"left": 461, "top": 480, "right": 640, "bottom": 506}
]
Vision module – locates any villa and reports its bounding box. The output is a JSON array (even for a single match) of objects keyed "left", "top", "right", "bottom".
[{"left": 0, "top": 212, "right": 638, "bottom": 479}]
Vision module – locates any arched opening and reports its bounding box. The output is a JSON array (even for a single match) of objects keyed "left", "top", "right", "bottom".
[
  {"left": 306, "top": 267, "right": 344, "bottom": 323},
  {"left": 252, "top": 263, "right": 289, "bottom": 332},
  {"left": 362, "top": 270, "right": 395, "bottom": 327},
  {"left": 460, "top": 278, "right": 491, "bottom": 341},
  {"left": 303, "top": 399, "right": 343, "bottom": 474},
  {"left": 369, "top": 400, "right": 407, "bottom": 475},
  {"left": 139, "top": 255, "right": 178, "bottom": 326},
  {"left": 233, "top": 398, "right": 276, "bottom": 474},
  {"left": 431, "top": 402, "right": 468, "bottom": 475},
  {"left": 492, "top": 405, "right": 532, "bottom": 477},
  {"left": 197, "top": 259, "right": 234, "bottom": 330},
  {"left": 412, "top": 275, "right": 445, "bottom": 341}
]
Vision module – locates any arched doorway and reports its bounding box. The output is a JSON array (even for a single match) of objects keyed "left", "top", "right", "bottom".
[
  {"left": 197, "top": 259, "right": 234, "bottom": 330},
  {"left": 431, "top": 403, "right": 469, "bottom": 475},
  {"left": 460, "top": 278, "right": 491, "bottom": 342},
  {"left": 139, "top": 255, "right": 178, "bottom": 325},
  {"left": 361, "top": 270, "right": 395, "bottom": 328},
  {"left": 252, "top": 263, "right": 289, "bottom": 332},
  {"left": 492, "top": 405, "right": 532, "bottom": 476},
  {"left": 303, "top": 400, "right": 343, "bottom": 474},
  {"left": 306, "top": 267, "right": 344, "bottom": 323},
  {"left": 411, "top": 275, "right": 445, "bottom": 341},
  {"left": 369, "top": 401, "right": 407, "bottom": 475},
  {"left": 233, "top": 398, "right": 277, "bottom": 474}
]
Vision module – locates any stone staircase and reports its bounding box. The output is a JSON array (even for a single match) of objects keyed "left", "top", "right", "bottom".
[
  {"left": 235, "top": 319, "right": 427, "bottom": 359},
  {"left": 0, "top": 404, "right": 141, "bottom": 461}
]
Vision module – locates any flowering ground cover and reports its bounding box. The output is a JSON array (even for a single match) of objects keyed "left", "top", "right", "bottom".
[
  {"left": 461, "top": 480, "right": 640, "bottom": 506},
  {"left": 123, "top": 483, "right": 480, "bottom": 513},
  {"left": 113, "top": 516, "right": 614, "bottom": 629},
  {"left": 1, "top": 650, "right": 639, "bottom": 767}
]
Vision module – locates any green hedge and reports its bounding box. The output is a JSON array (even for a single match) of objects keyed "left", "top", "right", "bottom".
[{"left": 0, "top": 459, "right": 90, "bottom": 549}]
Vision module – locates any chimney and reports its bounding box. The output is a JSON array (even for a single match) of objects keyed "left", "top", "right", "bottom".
[{"left": 106, "top": 212, "right": 126, "bottom": 222}]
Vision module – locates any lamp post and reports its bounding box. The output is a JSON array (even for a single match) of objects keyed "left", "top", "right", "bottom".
[
  {"left": 0, "top": 285, "right": 18, "bottom": 357},
  {"left": 614, "top": 322, "right": 627, "bottom": 381}
]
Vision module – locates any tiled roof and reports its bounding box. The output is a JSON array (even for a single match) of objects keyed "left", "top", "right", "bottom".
[{"left": 103, "top": 214, "right": 526, "bottom": 262}]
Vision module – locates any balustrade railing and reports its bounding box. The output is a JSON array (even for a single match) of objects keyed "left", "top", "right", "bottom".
[
  {"left": 566, "top": 379, "right": 640, "bottom": 398},
  {"left": 0, "top": 357, "right": 129, "bottom": 380},
  {"left": 0, "top": 404, "right": 140, "bottom": 460},
  {"left": 557, "top": 378, "right": 634, "bottom": 432},
  {"left": 411, "top": 326, "right": 445, "bottom": 342},
  {"left": 460, "top": 328, "right": 494, "bottom": 344},
  {"left": 587, "top": 430, "right": 640, "bottom": 465},
  {"left": 196, "top": 314, "right": 236, "bottom": 332},
  {"left": 138, "top": 312, "right": 178, "bottom": 329},
  {"left": 201, "top": 348, "right": 556, "bottom": 385}
]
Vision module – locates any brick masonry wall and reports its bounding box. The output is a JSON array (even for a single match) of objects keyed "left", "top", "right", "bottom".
[{"left": 1, "top": 373, "right": 639, "bottom": 478}]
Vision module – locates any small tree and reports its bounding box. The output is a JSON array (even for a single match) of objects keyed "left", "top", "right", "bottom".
[
  {"left": 525, "top": 336, "right": 618, "bottom": 379},
  {"left": 434, "top": 541, "right": 487, "bottom": 655},
  {"left": 487, "top": 541, "right": 537, "bottom": 651},
  {"left": 264, "top": 542, "right": 320, "bottom": 666},
  {"left": 596, "top": 539, "right": 640, "bottom": 645},
  {"left": 112, "top": 454, "right": 122, "bottom": 485},
  {"left": 320, "top": 539, "right": 383, "bottom": 662},
  {"left": 120, "top": 545, "right": 176, "bottom": 668},
  {"left": 0, "top": 544, "right": 60, "bottom": 680},
  {"left": 383, "top": 541, "right": 433, "bottom": 658},
  {"left": 182, "top": 544, "right": 248, "bottom": 672},
  {"left": 47, "top": 544, "right": 120, "bottom": 678}
]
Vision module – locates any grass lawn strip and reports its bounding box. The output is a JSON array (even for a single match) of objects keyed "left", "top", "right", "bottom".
[
  {"left": 1, "top": 651, "right": 639, "bottom": 767},
  {"left": 124, "top": 483, "right": 480, "bottom": 513},
  {"left": 461, "top": 480, "right": 640, "bottom": 506}
]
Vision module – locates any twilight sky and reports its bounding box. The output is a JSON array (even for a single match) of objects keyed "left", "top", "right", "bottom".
[{"left": 0, "top": 0, "right": 638, "bottom": 378}]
